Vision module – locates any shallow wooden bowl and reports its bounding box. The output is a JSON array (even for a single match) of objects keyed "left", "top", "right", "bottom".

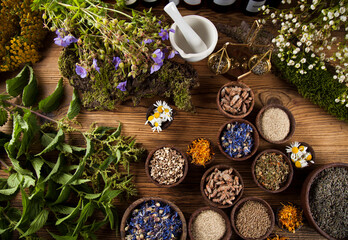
[
  {"left": 146, "top": 104, "right": 174, "bottom": 130},
  {"left": 200, "top": 164, "right": 244, "bottom": 209},
  {"left": 217, "top": 119, "right": 259, "bottom": 161},
  {"left": 120, "top": 197, "right": 187, "bottom": 240},
  {"left": 255, "top": 103, "right": 296, "bottom": 144},
  {"left": 251, "top": 149, "right": 294, "bottom": 193},
  {"left": 230, "top": 197, "right": 275, "bottom": 240},
  {"left": 216, "top": 81, "right": 255, "bottom": 119},
  {"left": 145, "top": 145, "right": 188, "bottom": 188},
  {"left": 188, "top": 206, "right": 232, "bottom": 240},
  {"left": 300, "top": 162, "right": 348, "bottom": 240},
  {"left": 187, "top": 137, "right": 215, "bottom": 167}
]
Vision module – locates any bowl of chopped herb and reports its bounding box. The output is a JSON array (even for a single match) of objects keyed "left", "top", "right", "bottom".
[
  {"left": 187, "top": 137, "right": 215, "bottom": 167},
  {"left": 120, "top": 197, "right": 187, "bottom": 240},
  {"left": 217, "top": 119, "right": 259, "bottom": 161},
  {"left": 252, "top": 149, "right": 293, "bottom": 193},
  {"left": 301, "top": 163, "right": 348, "bottom": 240},
  {"left": 200, "top": 164, "right": 244, "bottom": 209},
  {"left": 216, "top": 81, "right": 255, "bottom": 119},
  {"left": 231, "top": 197, "right": 275, "bottom": 240},
  {"left": 145, "top": 146, "right": 188, "bottom": 188},
  {"left": 189, "top": 206, "right": 232, "bottom": 240}
]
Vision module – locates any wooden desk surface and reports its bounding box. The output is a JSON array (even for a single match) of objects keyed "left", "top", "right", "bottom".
[{"left": 1, "top": 5, "right": 347, "bottom": 240}]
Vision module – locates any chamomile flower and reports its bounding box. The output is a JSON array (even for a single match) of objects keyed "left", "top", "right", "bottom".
[
  {"left": 286, "top": 141, "right": 300, "bottom": 154},
  {"left": 295, "top": 159, "right": 309, "bottom": 168},
  {"left": 145, "top": 100, "right": 173, "bottom": 132},
  {"left": 152, "top": 122, "right": 162, "bottom": 132},
  {"left": 290, "top": 153, "right": 299, "bottom": 163},
  {"left": 154, "top": 100, "right": 165, "bottom": 113},
  {"left": 298, "top": 145, "right": 307, "bottom": 152},
  {"left": 145, "top": 115, "right": 156, "bottom": 125}
]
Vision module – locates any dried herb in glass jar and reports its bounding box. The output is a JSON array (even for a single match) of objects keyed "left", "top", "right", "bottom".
[{"left": 255, "top": 152, "right": 290, "bottom": 191}]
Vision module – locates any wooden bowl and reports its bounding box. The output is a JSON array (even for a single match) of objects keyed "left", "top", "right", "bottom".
[
  {"left": 187, "top": 137, "right": 215, "bottom": 167},
  {"left": 217, "top": 119, "right": 259, "bottom": 161},
  {"left": 145, "top": 145, "right": 188, "bottom": 188},
  {"left": 251, "top": 149, "right": 294, "bottom": 193},
  {"left": 146, "top": 103, "right": 174, "bottom": 130},
  {"left": 200, "top": 164, "right": 244, "bottom": 209},
  {"left": 287, "top": 142, "right": 315, "bottom": 169},
  {"left": 301, "top": 162, "right": 348, "bottom": 240},
  {"left": 120, "top": 197, "right": 187, "bottom": 240},
  {"left": 255, "top": 103, "right": 296, "bottom": 144},
  {"left": 188, "top": 206, "right": 232, "bottom": 240},
  {"left": 216, "top": 81, "right": 255, "bottom": 119},
  {"left": 231, "top": 197, "right": 275, "bottom": 240}
]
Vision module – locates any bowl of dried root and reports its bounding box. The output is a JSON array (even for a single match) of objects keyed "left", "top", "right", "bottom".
[
  {"left": 145, "top": 146, "right": 188, "bottom": 187},
  {"left": 200, "top": 164, "right": 244, "bottom": 208}
]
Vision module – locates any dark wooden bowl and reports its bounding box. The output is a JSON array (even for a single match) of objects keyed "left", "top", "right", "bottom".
[
  {"left": 145, "top": 145, "right": 188, "bottom": 188},
  {"left": 146, "top": 103, "right": 174, "bottom": 130},
  {"left": 251, "top": 149, "right": 294, "bottom": 193},
  {"left": 217, "top": 119, "right": 259, "bottom": 161},
  {"left": 255, "top": 103, "right": 296, "bottom": 144},
  {"left": 275, "top": 203, "right": 304, "bottom": 233},
  {"left": 187, "top": 137, "right": 215, "bottom": 167},
  {"left": 287, "top": 142, "right": 315, "bottom": 169},
  {"left": 231, "top": 197, "right": 275, "bottom": 240},
  {"left": 120, "top": 197, "right": 187, "bottom": 240},
  {"left": 200, "top": 164, "right": 244, "bottom": 209},
  {"left": 216, "top": 81, "right": 255, "bottom": 119},
  {"left": 300, "top": 162, "right": 348, "bottom": 240},
  {"left": 188, "top": 206, "right": 232, "bottom": 240}
]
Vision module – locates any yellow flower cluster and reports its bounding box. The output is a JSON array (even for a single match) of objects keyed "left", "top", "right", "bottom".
[{"left": 0, "top": 0, "right": 46, "bottom": 72}]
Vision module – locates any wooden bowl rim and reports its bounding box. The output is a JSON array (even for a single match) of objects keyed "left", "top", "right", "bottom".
[
  {"left": 300, "top": 162, "right": 348, "bottom": 240},
  {"left": 216, "top": 81, "right": 255, "bottom": 119},
  {"left": 216, "top": 119, "right": 260, "bottom": 161},
  {"left": 187, "top": 137, "right": 215, "bottom": 167},
  {"left": 120, "top": 197, "right": 187, "bottom": 240},
  {"left": 145, "top": 145, "right": 189, "bottom": 188},
  {"left": 286, "top": 141, "right": 316, "bottom": 169},
  {"left": 251, "top": 149, "right": 294, "bottom": 193},
  {"left": 230, "top": 196, "right": 275, "bottom": 240},
  {"left": 146, "top": 103, "right": 174, "bottom": 130},
  {"left": 255, "top": 104, "right": 296, "bottom": 144},
  {"left": 188, "top": 206, "right": 232, "bottom": 240},
  {"left": 200, "top": 164, "right": 244, "bottom": 209}
]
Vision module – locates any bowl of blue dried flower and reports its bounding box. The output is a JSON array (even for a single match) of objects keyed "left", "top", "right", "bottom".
[
  {"left": 120, "top": 197, "right": 187, "bottom": 240},
  {"left": 217, "top": 119, "right": 259, "bottom": 161}
]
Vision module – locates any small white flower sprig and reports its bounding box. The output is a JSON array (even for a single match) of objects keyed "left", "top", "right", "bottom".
[
  {"left": 286, "top": 142, "right": 314, "bottom": 168},
  {"left": 145, "top": 101, "right": 173, "bottom": 133},
  {"left": 260, "top": 0, "right": 348, "bottom": 107}
]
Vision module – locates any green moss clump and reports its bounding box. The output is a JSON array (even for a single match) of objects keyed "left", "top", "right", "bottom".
[{"left": 272, "top": 54, "right": 348, "bottom": 122}]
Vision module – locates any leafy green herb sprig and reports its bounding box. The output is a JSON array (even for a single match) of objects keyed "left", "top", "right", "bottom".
[{"left": 0, "top": 65, "right": 146, "bottom": 239}]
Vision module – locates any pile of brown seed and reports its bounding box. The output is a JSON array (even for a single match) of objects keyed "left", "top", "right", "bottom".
[
  {"left": 150, "top": 147, "right": 185, "bottom": 185},
  {"left": 235, "top": 200, "right": 271, "bottom": 239},
  {"left": 191, "top": 210, "right": 226, "bottom": 240},
  {"left": 219, "top": 85, "right": 253, "bottom": 115},
  {"left": 203, "top": 168, "right": 243, "bottom": 205}
]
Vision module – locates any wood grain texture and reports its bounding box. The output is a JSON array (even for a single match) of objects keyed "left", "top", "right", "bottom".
[{"left": 0, "top": 4, "right": 347, "bottom": 240}]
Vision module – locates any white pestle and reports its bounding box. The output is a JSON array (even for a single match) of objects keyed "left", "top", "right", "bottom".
[{"left": 164, "top": 2, "right": 208, "bottom": 53}]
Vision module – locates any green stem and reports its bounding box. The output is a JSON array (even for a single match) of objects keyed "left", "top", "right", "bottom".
[
  {"left": 0, "top": 159, "right": 9, "bottom": 169},
  {"left": 1, "top": 211, "right": 25, "bottom": 235},
  {"left": 84, "top": 0, "right": 133, "bottom": 19}
]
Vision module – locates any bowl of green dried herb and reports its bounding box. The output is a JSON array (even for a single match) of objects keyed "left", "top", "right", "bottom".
[
  {"left": 301, "top": 162, "right": 348, "bottom": 240},
  {"left": 252, "top": 149, "right": 293, "bottom": 193},
  {"left": 120, "top": 197, "right": 187, "bottom": 240}
]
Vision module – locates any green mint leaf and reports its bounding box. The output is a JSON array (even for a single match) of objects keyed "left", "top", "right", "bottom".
[
  {"left": 6, "top": 207, "right": 22, "bottom": 222},
  {"left": 38, "top": 78, "right": 64, "bottom": 113},
  {"left": 20, "top": 209, "right": 49, "bottom": 237},
  {"left": 43, "top": 153, "right": 63, "bottom": 182},
  {"left": 17, "top": 110, "right": 40, "bottom": 158},
  {"left": 72, "top": 201, "right": 95, "bottom": 236},
  {"left": 52, "top": 186, "right": 71, "bottom": 205},
  {"left": 0, "top": 185, "right": 18, "bottom": 195},
  {"left": 48, "top": 231, "right": 78, "bottom": 240},
  {"left": 99, "top": 189, "right": 122, "bottom": 203},
  {"left": 56, "top": 143, "right": 73, "bottom": 154},
  {"left": 0, "top": 178, "right": 18, "bottom": 201},
  {"left": 67, "top": 89, "right": 81, "bottom": 120},
  {"left": 36, "top": 129, "right": 65, "bottom": 156},
  {"left": 22, "top": 66, "right": 39, "bottom": 107},
  {"left": 31, "top": 158, "right": 44, "bottom": 179},
  {"left": 84, "top": 193, "right": 101, "bottom": 200},
  {"left": 109, "top": 122, "right": 122, "bottom": 138},
  {"left": 22, "top": 175, "right": 36, "bottom": 188},
  {"left": 0, "top": 108, "right": 8, "bottom": 127},
  {"left": 14, "top": 186, "right": 29, "bottom": 230},
  {"left": 44, "top": 180, "right": 60, "bottom": 201},
  {"left": 40, "top": 132, "right": 57, "bottom": 147},
  {"left": 7, "top": 173, "right": 22, "bottom": 188},
  {"left": 50, "top": 205, "right": 76, "bottom": 215},
  {"left": 56, "top": 199, "right": 81, "bottom": 226},
  {"left": 103, "top": 205, "right": 116, "bottom": 229},
  {"left": 6, "top": 65, "right": 30, "bottom": 97},
  {"left": 5, "top": 143, "right": 33, "bottom": 177},
  {"left": 7, "top": 113, "right": 24, "bottom": 156},
  {"left": 99, "top": 154, "right": 116, "bottom": 171}
]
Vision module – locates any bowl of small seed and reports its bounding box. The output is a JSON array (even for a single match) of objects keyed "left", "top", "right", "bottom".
[
  {"left": 187, "top": 138, "right": 215, "bottom": 167},
  {"left": 255, "top": 103, "right": 296, "bottom": 144},
  {"left": 120, "top": 197, "right": 187, "bottom": 240},
  {"left": 145, "top": 146, "right": 188, "bottom": 187},
  {"left": 231, "top": 197, "right": 275, "bottom": 240},
  {"left": 252, "top": 149, "right": 293, "bottom": 193},
  {"left": 216, "top": 81, "right": 254, "bottom": 118},
  {"left": 301, "top": 163, "right": 348, "bottom": 240},
  {"left": 200, "top": 164, "right": 244, "bottom": 209},
  {"left": 189, "top": 206, "right": 232, "bottom": 240},
  {"left": 217, "top": 119, "right": 259, "bottom": 161}
]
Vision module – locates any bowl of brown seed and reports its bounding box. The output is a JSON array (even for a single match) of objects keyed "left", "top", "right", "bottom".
[
  {"left": 217, "top": 81, "right": 254, "bottom": 119},
  {"left": 145, "top": 146, "right": 188, "bottom": 188},
  {"left": 231, "top": 197, "right": 275, "bottom": 240},
  {"left": 200, "top": 164, "right": 244, "bottom": 209}
]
